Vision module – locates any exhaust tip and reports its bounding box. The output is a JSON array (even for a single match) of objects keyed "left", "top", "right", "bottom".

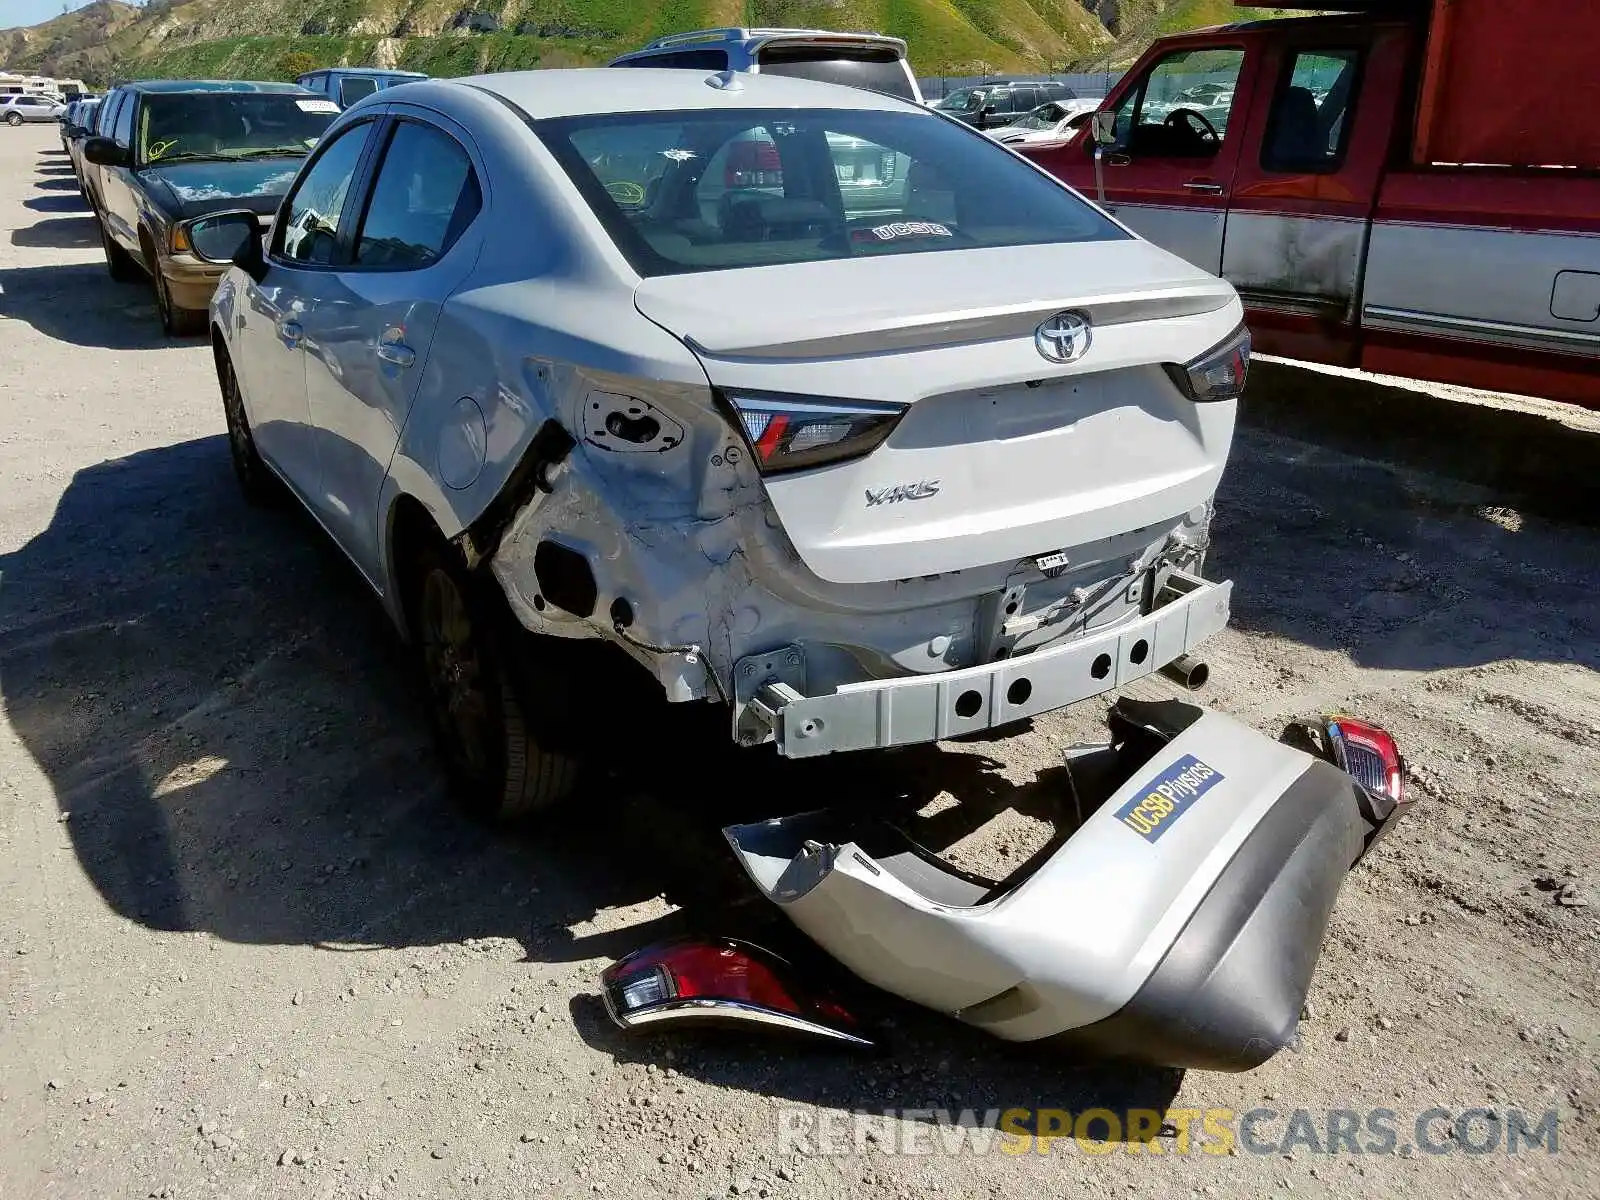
[{"left": 1160, "top": 655, "right": 1209, "bottom": 690}]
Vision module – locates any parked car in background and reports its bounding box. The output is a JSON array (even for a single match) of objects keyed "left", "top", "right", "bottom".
[
  {"left": 2, "top": 93, "right": 66, "bottom": 126},
  {"left": 80, "top": 80, "right": 340, "bottom": 335},
  {"left": 989, "top": 98, "right": 1102, "bottom": 145},
  {"left": 188, "top": 68, "right": 1242, "bottom": 817},
  {"left": 610, "top": 27, "right": 922, "bottom": 103},
  {"left": 60, "top": 97, "right": 101, "bottom": 186},
  {"left": 58, "top": 96, "right": 93, "bottom": 147},
  {"left": 296, "top": 67, "right": 428, "bottom": 109},
  {"left": 932, "top": 80, "right": 1077, "bottom": 129}
]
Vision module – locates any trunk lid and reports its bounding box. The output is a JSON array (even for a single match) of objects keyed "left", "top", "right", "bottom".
[{"left": 635, "top": 241, "right": 1242, "bottom": 586}]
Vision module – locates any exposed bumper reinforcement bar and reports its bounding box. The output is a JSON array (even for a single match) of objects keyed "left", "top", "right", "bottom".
[{"left": 743, "top": 573, "right": 1231, "bottom": 758}]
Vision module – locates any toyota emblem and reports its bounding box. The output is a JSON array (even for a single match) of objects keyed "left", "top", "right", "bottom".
[{"left": 1035, "top": 311, "right": 1092, "bottom": 364}]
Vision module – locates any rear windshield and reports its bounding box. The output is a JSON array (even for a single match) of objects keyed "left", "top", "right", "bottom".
[
  {"left": 138, "top": 91, "right": 339, "bottom": 164},
  {"left": 537, "top": 107, "right": 1127, "bottom": 277},
  {"left": 755, "top": 46, "right": 917, "bottom": 102}
]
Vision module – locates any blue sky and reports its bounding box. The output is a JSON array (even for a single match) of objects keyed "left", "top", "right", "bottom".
[{"left": 5, "top": 0, "right": 103, "bottom": 30}]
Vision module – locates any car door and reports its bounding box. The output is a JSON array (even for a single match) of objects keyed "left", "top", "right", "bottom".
[
  {"left": 1093, "top": 43, "right": 1255, "bottom": 275},
  {"left": 79, "top": 90, "right": 116, "bottom": 209},
  {"left": 1222, "top": 30, "right": 1397, "bottom": 364},
  {"left": 231, "top": 117, "right": 381, "bottom": 497},
  {"left": 100, "top": 92, "right": 141, "bottom": 254},
  {"left": 295, "top": 111, "right": 486, "bottom": 587}
]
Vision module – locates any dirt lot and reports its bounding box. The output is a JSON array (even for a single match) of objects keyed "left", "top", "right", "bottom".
[{"left": 2, "top": 124, "right": 1597, "bottom": 1200}]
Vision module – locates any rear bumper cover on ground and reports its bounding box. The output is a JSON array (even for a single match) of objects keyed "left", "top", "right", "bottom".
[
  {"left": 725, "top": 700, "right": 1407, "bottom": 1070},
  {"left": 741, "top": 572, "right": 1231, "bottom": 758}
]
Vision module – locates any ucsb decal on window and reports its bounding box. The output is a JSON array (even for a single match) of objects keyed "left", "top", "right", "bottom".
[{"left": 1115, "top": 754, "right": 1223, "bottom": 842}]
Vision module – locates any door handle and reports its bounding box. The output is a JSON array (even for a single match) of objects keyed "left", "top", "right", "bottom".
[
  {"left": 376, "top": 341, "right": 415, "bottom": 368},
  {"left": 279, "top": 320, "right": 303, "bottom": 344},
  {"left": 1182, "top": 180, "right": 1224, "bottom": 194},
  {"left": 1106, "top": 153, "right": 1132, "bottom": 166}
]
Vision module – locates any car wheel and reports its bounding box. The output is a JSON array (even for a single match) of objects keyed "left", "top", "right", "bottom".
[
  {"left": 410, "top": 539, "right": 581, "bottom": 821},
  {"left": 98, "top": 218, "right": 138, "bottom": 282},
  {"left": 154, "top": 267, "right": 206, "bottom": 337},
  {"left": 5, "top": 113, "right": 21, "bottom": 127},
  {"left": 217, "top": 347, "right": 279, "bottom": 506}
]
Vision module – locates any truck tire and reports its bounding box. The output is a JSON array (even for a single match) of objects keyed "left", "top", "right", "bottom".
[
  {"left": 99, "top": 217, "right": 137, "bottom": 282},
  {"left": 407, "top": 537, "right": 581, "bottom": 820},
  {"left": 154, "top": 266, "right": 206, "bottom": 337}
]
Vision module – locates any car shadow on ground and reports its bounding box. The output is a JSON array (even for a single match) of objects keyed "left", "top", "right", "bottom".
[
  {"left": 1214, "top": 401, "right": 1600, "bottom": 679},
  {"left": 23, "top": 192, "right": 88, "bottom": 214},
  {"left": 0, "top": 260, "right": 162, "bottom": 350},
  {"left": 11, "top": 215, "right": 99, "bottom": 250}
]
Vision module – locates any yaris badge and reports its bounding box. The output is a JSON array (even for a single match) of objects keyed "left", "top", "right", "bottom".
[{"left": 1035, "top": 311, "right": 1092, "bottom": 363}]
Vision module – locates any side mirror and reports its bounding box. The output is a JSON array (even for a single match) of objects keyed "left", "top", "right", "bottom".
[
  {"left": 82, "top": 136, "right": 129, "bottom": 167},
  {"left": 1091, "top": 111, "right": 1117, "bottom": 146},
  {"left": 186, "top": 210, "right": 267, "bottom": 283}
]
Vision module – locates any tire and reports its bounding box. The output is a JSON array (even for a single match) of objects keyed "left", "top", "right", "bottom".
[
  {"left": 217, "top": 346, "right": 280, "bottom": 506},
  {"left": 154, "top": 265, "right": 206, "bottom": 337},
  {"left": 5, "top": 113, "right": 22, "bottom": 128},
  {"left": 408, "top": 538, "right": 581, "bottom": 820},
  {"left": 99, "top": 217, "right": 138, "bottom": 282}
]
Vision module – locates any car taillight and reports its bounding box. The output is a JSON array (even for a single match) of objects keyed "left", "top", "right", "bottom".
[
  {"left": 1325, "top": 715, "right": 1404, "bottom": 808},
  {"left": 1281, "top": 713, "right": 1406, "bottom": 811},
  {"left": 1165, "top": 323, "right": 1251, "bottom": 402},
  {"left": 600, "top": 936, "right": 873, "bottom": 1047},
  {"left": 723, "top": 391, "right": 906, "bottom": 475}
]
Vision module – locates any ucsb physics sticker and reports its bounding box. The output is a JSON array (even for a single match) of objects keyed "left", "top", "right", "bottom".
[{"left": 1115, "top": 754, "right": 1224, "bottom": 842}]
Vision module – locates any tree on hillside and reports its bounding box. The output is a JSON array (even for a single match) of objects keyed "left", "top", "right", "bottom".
[{"left": 277, "top": 50, "right": 316, "bottom": 81}]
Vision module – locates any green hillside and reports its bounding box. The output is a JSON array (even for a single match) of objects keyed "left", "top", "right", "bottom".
[
  {"left": 2, "top": 0, "right": 1300, "bottom": 84},
  {"left": 1, "top": 1, "right": 143, "bottom": 81}
]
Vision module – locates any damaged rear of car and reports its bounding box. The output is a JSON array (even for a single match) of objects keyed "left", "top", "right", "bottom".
[
  {"left": 451, "top": 77, "right": 1244, "bottom": 804},
  {"left": 206, "top": 69, "right": 1246, "bottom": 817}
]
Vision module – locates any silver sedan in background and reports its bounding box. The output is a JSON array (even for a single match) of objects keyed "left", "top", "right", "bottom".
[{"left": 186, "top": 68, "right": 1245, "bottom": 818}]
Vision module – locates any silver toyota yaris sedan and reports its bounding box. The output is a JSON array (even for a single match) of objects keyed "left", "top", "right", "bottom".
[{"left": 188, "top": 68, "right": 1247, "bottom": 818}]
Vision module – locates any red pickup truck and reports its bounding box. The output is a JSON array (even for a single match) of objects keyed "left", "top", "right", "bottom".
[{"left": 1022, "top": 0, "right": 1600, "bottom": 408}]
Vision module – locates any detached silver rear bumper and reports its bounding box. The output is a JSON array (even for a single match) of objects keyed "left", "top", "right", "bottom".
[{"left": 738, "top": 572, "right": 1231, "bottom": 758}]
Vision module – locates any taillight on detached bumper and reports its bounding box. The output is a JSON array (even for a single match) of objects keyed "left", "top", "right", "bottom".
[
  {"left": 1281, "top": 713, "right": 1410, "bottom": 856},
  {"left": 1166, "top": 323, "right": 1251, "bottom": 402},
  {"left": 722, "top": 390, "right": 907, "bottom": 474},
  {"left": 599, "top": 936, "right": 874, "bottom": 1047}
]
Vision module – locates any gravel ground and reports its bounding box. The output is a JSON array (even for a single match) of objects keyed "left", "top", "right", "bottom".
[{"left": 2, "top": 124, "right": 1597, "bottom": 1199}]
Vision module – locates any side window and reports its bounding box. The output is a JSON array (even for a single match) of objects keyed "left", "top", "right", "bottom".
[
  {"left": 353, "top": 122, "right": 481, "bottom": 270},
  {"left": 339, "top": 76, "right": 379, "bottom": 106},
  {"left": 112, "top": 94, "right": 135, "bottom": 148},
  {"left": 1011, "top": 87, "right": 1038, "bottom": 113},
  {"left": 1109, "top": 47, "right": 1246, "bottom": 157},
  {"left": 1263, "top": 48, "right": 1361, "bottom": 172},
  {"left": 277, "top": 122, "right": 372, "bottom": 264}
]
